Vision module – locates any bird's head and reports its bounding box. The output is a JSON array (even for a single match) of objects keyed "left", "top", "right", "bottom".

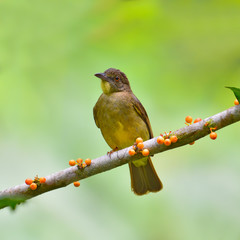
[{"left": 95, "top": 68, "right": 131, "bottom": 94}]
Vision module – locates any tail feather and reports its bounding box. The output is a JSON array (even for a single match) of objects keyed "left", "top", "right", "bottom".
[{"left": 129, "top": 157, "right": 163, "bottom": 195}]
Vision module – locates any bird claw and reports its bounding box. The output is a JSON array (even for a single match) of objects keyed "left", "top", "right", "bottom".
[{"left": 107, "top": 147, "right": 119, "bottom": 158}]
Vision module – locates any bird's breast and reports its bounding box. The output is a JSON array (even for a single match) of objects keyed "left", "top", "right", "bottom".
[{"left": 95, "top": 92, "right": 149, "bottom": 149}]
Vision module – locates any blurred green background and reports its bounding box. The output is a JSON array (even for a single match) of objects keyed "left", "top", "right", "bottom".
[{"left": 1, "top": 0, "right": 240, "bottom": 239}]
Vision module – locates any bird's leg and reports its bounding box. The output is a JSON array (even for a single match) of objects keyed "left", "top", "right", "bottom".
[{"left": 107, "top": 147, "right": 119, "bottom": 158}]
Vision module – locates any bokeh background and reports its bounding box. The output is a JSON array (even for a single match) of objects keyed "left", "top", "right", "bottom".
[{"left": 1, "top": 0, "right": 240, "bottom": 239}]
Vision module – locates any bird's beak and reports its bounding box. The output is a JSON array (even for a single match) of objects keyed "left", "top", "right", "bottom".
[{"left": 94, "top": 73, "right": 110, "bottom": 82}]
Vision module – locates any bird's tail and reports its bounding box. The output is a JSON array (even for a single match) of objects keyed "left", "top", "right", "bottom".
[{"left": 129, "top": 157, "right": 163, "bottom": 195}]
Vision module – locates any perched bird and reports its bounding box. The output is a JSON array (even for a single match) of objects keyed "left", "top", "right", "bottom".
[{"left": 93, "top": 68, "right": 163, "bottom": 195}]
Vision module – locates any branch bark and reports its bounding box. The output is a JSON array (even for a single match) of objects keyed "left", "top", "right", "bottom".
[{"left": 1, "top": 105, "right": 240, "bottom": 210}]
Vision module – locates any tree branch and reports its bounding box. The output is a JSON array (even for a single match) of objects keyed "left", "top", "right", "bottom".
[{"left": 1, "top": 105, "right": 240, "bottom": 210}]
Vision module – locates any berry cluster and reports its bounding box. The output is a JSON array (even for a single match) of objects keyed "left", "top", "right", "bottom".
[
  {"left": 128, "top": 137, "right": 150, "bottom": 157},
  {"left": 69, "top": 158, "right": 91, "bottom": 168},
  {"left": 25, "top": 175, "right": 46, "bottom": 191},
  {"left": 68, "top": 158, "right": 92, "bottom": 187},
  {"left": 156, "top": 132, "right": 178, "bottom": 146}
]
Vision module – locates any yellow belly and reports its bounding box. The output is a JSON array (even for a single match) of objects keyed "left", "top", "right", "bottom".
[{"left": 100, "top": 113, "right": 149, "bottom": 150}]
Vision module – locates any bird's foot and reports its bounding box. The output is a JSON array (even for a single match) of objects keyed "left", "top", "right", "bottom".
[{"left": 107, "top": 147, "right": 119, "bottom": 158}]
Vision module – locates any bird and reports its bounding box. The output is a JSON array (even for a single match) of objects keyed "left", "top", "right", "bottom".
[{"left": 93, "top": 68, "right": 163, "bottom": 195}]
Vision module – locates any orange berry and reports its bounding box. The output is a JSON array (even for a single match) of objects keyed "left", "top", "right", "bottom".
[
  {"left": 30, "top": 183, "right": 37, "bottom": 190},
  {"left": 137, "top": 142, "right": 144, "bottom": 150},
  {"left": 25, "top": 178, "right": 33, "bottom": 185},
  {"left": 234, "top": 99, "right": 239, "bottom": 105},
  {"left": 170, "top": 135, "right": 178, "bottom": 143},
  {"left": 210, "top": 132, "right": 217, "bottom": 140},
  {"left": 69, "top": 159, "right": 76, "bottom": 166},
  {"left": 39, "top": 177, "right": 46, "bottom": 184},
  {"left": 157, "top": 136, "right": 164, "bottom": 144},
  {"left": 76, "top": 158, "right": 83, "bottom": 164},
  {"left": 142, "top": 149, "right": 150, "bottom": 157},
  {"left": 185, "top": 116, "right": 193, "bottom": 124},
  {"left": 73, "top": 181, "right": 80, "bottom": 187},
  {"left": 193, "top": 118, "right": 202, "bottom": 123},
  {"left": 85, "top": 158, "right": 91, "bottom": 166},
  {"left": 136, "top": 137, "right": 143, "bottom": 144},
  {"left": 164, "top": 138, "right": 171, "bottom": 146},
  {"left": 189, "top": 141, "right": 195, "bottom": 145},
  {"left": 128, "top": 149, "right": 136, "bottom": 156},
  {"left": 81, "top": 163, "right": 87, "bottom": 168}
]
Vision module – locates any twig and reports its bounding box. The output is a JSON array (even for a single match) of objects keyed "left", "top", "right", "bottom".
[{"left": 1, "top": 105, "right": 240, "bottom": 210}]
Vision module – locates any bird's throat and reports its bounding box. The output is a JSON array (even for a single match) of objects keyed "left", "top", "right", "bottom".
[{"left": 101, "top": 80, "right": 111, "bottom": 94}]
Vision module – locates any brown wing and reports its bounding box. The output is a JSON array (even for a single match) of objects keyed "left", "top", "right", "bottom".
[{"left": 132, "top": 95, "right": 153, "bottom": 139}]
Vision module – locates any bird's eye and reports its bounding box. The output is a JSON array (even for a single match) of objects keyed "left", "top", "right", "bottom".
[{"left": 115, "top": 76, "right": 119, "bottom": 82}]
